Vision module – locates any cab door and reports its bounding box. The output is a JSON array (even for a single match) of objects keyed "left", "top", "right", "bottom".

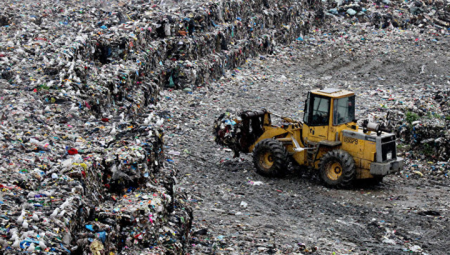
[{"left": 302, "top": 93, "right": 331, "bottom": 143}]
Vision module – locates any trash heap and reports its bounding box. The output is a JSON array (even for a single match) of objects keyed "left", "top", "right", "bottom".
[
  {"left": 0, "top": 75, "right": 194, "bottom": 253},
  {"left": 0, "top": 0, "right": 314, "bottom": 98},
  {"left": 213, "top": 111, "right": 242, "bottom": 158},
  {"left": 323, "top": 0, "right": 450, "bottom": 30},
  {"left": 1, "top": 0, "right": 446, "bottom": 106},
  {"left": 1, "top": 0, "right": 449, "bottom": 106},
  {"left": 367, "top": 90, "right": 450, "bottom": 179},
  {"left": 356, "top": 88, "right": 450, "bottom": 160}
]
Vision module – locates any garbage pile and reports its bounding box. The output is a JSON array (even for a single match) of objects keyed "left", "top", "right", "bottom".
[
  {"left": 2, "top": 0, "right": 446, "bottom": 107},
  {"left": 0, "top": 76, "right": 194, "bottom": 253},
  {"left": 366, "top": 90, "right": 450, "bottom": 179},
  {"left": 0, "top": 0, "right": 196, "bottom": 251},
  {"left": 213, "top": 111, "right": 242, "bottom": 158},
  {"left": 359, "top": 88, "right": 450, "bottom": 162},
  {"left": 0, "top": 0, "right": 314, "bottom": 94},
  {"left": 324, "top": 0, "right": 450, "bottom": 30}
]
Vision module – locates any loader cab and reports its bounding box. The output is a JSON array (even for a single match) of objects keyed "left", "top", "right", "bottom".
[{"left": 303, "top": 88, "right": 356, "bottom": 143}]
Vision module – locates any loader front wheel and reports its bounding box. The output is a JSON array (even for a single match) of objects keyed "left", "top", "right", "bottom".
[
  {"left": 253, "top": 139, "right": 288, "bottom": 177},
  {"left": 319, "top": 150, "right": 356, "bottom": 188}
]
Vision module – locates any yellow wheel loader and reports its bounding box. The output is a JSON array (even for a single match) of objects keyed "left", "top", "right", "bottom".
[{"left": 214, "top": 88, "right": 403, "bottom": 188}]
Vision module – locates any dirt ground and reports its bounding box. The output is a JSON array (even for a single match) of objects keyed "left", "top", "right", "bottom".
[{"left": 160, "top": 32, "right": 450, "bottom": 254}]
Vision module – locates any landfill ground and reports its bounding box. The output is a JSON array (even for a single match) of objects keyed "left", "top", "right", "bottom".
[{"left": 161, "top": 32, "right": 450, "bottom": 254}]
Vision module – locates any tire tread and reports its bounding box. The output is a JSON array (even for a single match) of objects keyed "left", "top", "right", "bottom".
[
  {"left": 253, "top": 139, "right": 288, "bottom": 177},
  {"left": 319, "top": 149, "right": 356, "bottom": 188}
]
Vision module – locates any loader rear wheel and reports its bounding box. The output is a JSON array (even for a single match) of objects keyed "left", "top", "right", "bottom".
[
  {"left": 369, "top": 175, "right": 384, "bottom": 185},
  {"left": 319, "top": 150, "right": 356, "bottom": 188},
  {"left": 253, "top": 139, "right": 288, "bottom": 177}
]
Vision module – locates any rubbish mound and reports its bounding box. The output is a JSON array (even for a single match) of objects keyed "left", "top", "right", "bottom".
[
  {"left": 322, "top": 0, "right": 450, "bottom": 30},
  {"left": 0, "top": 75, "right": 193, "bottom": 253},
  {"left": 367, "top": 90, "right": 450, "bottom": 179},
  {"left": 213, "top": 111, "right": 242, "bottom": 158}
]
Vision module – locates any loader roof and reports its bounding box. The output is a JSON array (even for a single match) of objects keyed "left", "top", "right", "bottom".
[{"left": 311, "top": 88, "right": 354, "bottom": 98}]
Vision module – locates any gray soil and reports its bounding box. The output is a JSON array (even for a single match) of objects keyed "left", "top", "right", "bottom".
[{"left": 160, "top": 32, "right": 450, "bottom": 254}]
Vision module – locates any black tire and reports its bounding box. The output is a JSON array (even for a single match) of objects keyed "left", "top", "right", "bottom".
[
  {"left": 253, "top": 139, "right": 288, "bottom": 177},
  {"left": 369, "top": 175, "right": 384, "bottom": 185},
  {"left": 319, "top": 150, "right": 356, "bottom": 188}
]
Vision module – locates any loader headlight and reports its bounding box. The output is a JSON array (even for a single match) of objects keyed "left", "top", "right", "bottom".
[{"left": 386, "top": 152, "right": 392, "bottom": 160}]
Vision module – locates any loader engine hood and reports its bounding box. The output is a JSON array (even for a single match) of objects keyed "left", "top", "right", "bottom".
[{"left": 342, "top": 130, "right": 397, "bottom": 162}]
